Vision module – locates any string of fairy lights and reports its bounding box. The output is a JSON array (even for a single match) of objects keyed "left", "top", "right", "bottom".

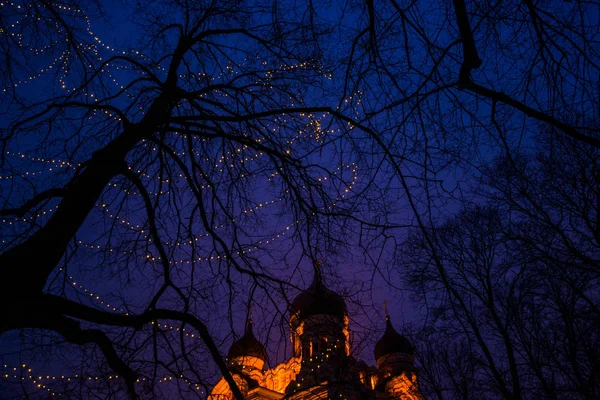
[
  {"left": 1, "top": 1, "right": 365, "bottom": 397},
  {"left": 0, "top": 2, "right": 356, "bottom": 302},
  {"left": 0, "top": 2, "right": 363, "bottom": 300},
  {"left": 1, "top": 282, "right": 239, "bottom": 395},
  {"left": 1, "top": 147, "right": 359, "bottom": 395},
  {"left": 1, "top": 364, "right": 209, "bottom": 396},
  {"left": 1, "top": 0, "right": 334, "bottom": 104},
  {"left": 1, "top": 148, "right": 358, "bottom": 252}
]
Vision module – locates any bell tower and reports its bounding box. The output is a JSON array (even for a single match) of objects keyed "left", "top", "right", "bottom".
[
  {"left": 286, "top": 261, "right": 349, "bottom": 393},
  {"left": 374, "top": 311, "right": 424, "bottom": 400}
]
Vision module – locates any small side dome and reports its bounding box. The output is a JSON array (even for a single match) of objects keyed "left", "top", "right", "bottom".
[
  {"left": 228, "top": 319, "right": 267, "bottom": 363},
  {"left": 290, "top": 273, "right": 347, "bottom": 321},
  {"left": 374, "top": 316, "right": 414, "bottom": 361}
]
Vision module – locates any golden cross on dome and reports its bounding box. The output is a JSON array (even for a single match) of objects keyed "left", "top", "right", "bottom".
[
  {"left": 313, "top": 259, "right": 323, "bottom": 286},
  {"left": 248, "top": 303, "right": 254, "bottom": 323}
]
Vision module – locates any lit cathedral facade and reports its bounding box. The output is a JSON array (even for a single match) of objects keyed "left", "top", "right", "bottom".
[{"left": 210, "top": 268, "right": 425, "bottom": 400}]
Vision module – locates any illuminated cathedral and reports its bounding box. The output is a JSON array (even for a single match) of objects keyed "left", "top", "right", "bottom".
[{"left": 210, "top": 266, "right": 425, "bottom": 400}]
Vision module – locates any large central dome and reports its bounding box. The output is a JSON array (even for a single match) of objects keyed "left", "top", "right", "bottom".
[{"left": 289, "top": 269, "right": 347, "bottom": 320}]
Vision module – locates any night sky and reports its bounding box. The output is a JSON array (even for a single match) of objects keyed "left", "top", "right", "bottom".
[{"left": 1, "top": 0, "right": 599, "bottom": 399}]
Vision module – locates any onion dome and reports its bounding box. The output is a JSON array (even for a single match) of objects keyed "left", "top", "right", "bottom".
[
  {"left": 228, "top": 318, "right": 267, "bottom": 362},
  {"left": 374, "top": 315, "right": 414, "bottom": 360},
  {"left": 290, "top": 264, "right": 347, "bottom": 320}
]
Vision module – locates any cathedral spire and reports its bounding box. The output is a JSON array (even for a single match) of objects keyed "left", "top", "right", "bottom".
[
  {"left": 245, "top": 303, "right": 254, "bottom": 335},
  {"left": 383, "top": 299, "right": 390, "bottom": 317},
  {"left": 312, "top": 259, "right": 323, "bottom": 288}
]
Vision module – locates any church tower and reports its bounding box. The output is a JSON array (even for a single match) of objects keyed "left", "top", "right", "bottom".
[
  {"left": 286, "top": 261, "right": 351, "bottom": 395},
  {"left": 210, "top": 260, "right": 427, "bottom": 400},
  {"left": 225, "top": 313, "right": 268, "bottom": 397},
  {"left": 374, "top": 313, "right": 424, "bottom": 400}
]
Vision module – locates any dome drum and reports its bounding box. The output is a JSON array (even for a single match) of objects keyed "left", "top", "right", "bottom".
[
  {"left": 228, "top": 355, "right": 266, "bottom": 371},
  {"left": 376, "top": 352, "right": 416, "bottom": 375},
  {"left": 294, "top": 314, "right": 345, "bottom": 333}
]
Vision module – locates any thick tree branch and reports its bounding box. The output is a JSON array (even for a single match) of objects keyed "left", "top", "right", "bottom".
[
  {"left": 451, "top": 0, "right": 600, "bottom": 148},
  {"left": 46, "top": 316, "right": 139, "bottom": 399},
  {"left": 0, "top": 188, "right": 65, "bottom": 217},
  {"left": 170, "top": 106, "right": 334, "bottom": 123},
  {"left": 464, "top": 80, "right": 600, "bottom": 148},
  {"left": 1, "top": 308, "right": 139, "bottom": 399},
  {"left": 452, "top": 0, "right": 482, "bottom": 86},
  {"left": 0, "top": 91, "right": 177, "bottom": 295},
  {"left": 40, "top": 295, "right": 245, "bottom": 400}
]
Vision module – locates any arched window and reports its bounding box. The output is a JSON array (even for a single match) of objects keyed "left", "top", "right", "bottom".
[
  {"left": 320, "top": 336, "right": 329, "bottom": 352},
  {"left": 292, "top": 333, "right": 301, "bottom": 357},
  {"left": 312, "top": 338, "right": 320, "bottom": 355},
  {"left": 370, "top": 375, "right": 377, "bottom": 390}
]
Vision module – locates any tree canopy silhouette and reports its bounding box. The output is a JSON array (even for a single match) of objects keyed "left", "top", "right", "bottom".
[{"left": 1, "top": 0, "right": 599, "bottom": 398}]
